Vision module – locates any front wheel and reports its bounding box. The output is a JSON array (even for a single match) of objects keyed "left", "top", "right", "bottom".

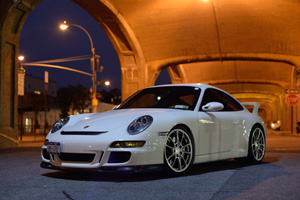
[
  {"left": 247, "top": 125, "right": 266, "bottom": 163},
  {"left": 164, "top": 126, "right": 194, "bottom": 175}
]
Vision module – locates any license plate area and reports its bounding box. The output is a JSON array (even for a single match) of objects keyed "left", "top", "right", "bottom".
[{"left": 47, "top": 142, "right": 61, "bottom": 155}]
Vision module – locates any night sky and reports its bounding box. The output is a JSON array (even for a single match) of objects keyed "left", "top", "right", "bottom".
[{"left": 19, "top": 0, "right": 169, "bottom": 91}]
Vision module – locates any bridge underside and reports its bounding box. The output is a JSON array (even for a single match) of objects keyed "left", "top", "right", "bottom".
[{"left": 1, "top": 0, "right": 300, "bottom": 147}]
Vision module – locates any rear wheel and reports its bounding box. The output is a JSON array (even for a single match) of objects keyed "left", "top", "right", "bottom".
[
  {"left": 247, "top": 125, "right": 266, "bottom": 163},
  {"left": 164, "top": 126, "right": 194, "bottom": 175}
]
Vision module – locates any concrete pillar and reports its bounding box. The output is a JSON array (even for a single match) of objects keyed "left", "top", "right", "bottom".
[
  {"left": 119, "top": 53, "right": 149, "bottom": 99},
  {"left": 0, "top": 39, "right": 19, "bottom": 148},
  {"left": 281, "top": 94, "right": 290, "bottom": 131},
  {"left": 121, "top": 65, "right": 146, "bottom": 99},
  {"left": 120, "top": 55, "right": 160, "bottom": 99},
  {"left": 295, "top": 71, "right": 300, "bottom": 132},
  {"left": 167, "top": 65, "right": 187, "bottom": 84},
  {"left": 0, "top": 0, "right": 41, "bottom": 148},
  {"left": 0, "top": 3, "right": 20, "bottom": 147}
]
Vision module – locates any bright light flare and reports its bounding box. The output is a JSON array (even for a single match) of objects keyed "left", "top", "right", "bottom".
[
  {"left": 18, "top": 55, "right": 24, "bottom": 61},
  {"left": 104, "top": 81, "right": 110, "bottom": 86},
  {"left": 60, "top": 21, "right": 69, "bottom": 30}
]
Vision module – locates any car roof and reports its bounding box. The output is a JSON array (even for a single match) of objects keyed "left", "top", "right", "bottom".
[{"left": 147, "top": 83, "right": 218, "bottom": 90}]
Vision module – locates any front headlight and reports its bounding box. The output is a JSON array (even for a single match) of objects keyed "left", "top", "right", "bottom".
[
  {"left": 127, "top": 115, "right": 153, "bottom": 135},
  {"left": 51, "top": 117, "right": 70, "bottom": 133}
]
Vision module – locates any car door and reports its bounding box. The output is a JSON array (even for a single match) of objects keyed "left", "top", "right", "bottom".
[{"left": 198, "top": 88, "right": 244, "bottom": 155}]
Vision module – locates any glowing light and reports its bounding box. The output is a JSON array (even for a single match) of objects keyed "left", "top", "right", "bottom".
[
  {"left": 60, "top": 21, "right": 69, "bottom": 30},
  {"left": 18, "top": 56, "right": 24, "bottom": 61},
  {"left": 104, "top": 81, "right": 110, "bottom": 86},
  {"left": 110, "top": 141, "right": 145, "bottom": 148},
  {"left": 34, "top": 90, "right": 41, "bottom": 95}
]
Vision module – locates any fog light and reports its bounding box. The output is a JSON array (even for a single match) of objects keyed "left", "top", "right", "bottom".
[{"left": 110, "top": 141, "right": 145, "bottom": 148}]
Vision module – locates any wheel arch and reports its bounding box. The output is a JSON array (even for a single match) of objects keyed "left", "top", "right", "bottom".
[
  {"left": 170, "top": 123, "right": 196, "bottom": 161},
  {"left": 245, "top": 122, "right": 266, "bottom": 149},
  {"left": 172, "top": 124, "right": 195, "bottom": 142},
  {"left": 164, "top": 123, "right": 196, "bottom": 175},
  {"left": 247, "top": 122, "right": 267, "bottom": 162},
  {"left": 250, "top": 122, "right": 267, "bottom": 138}
]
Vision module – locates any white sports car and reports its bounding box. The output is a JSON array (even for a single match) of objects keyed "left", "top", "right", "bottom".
[{"left": 41, "top": 84, "right": 266, "bottom": 175}]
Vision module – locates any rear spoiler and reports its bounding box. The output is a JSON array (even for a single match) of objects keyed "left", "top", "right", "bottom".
[{"left": 241, "top": 103, "right": 260, "bottom": 115}]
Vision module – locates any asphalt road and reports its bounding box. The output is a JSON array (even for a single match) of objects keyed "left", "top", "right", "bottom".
[{"left": 0, "top": 148, "right": 299, "bottom": 200}]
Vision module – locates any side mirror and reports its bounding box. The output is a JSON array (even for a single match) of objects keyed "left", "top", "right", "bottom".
[{"left": 202, "top": 102, "right": 224, "bottom": 112}]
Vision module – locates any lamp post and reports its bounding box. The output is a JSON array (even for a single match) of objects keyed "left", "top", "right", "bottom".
[
  {"left": 60, "top": 21, "right": 98, "bottom": 113},
  {"left": 18, "top": 55, "right": 25, "bottom": 141}
]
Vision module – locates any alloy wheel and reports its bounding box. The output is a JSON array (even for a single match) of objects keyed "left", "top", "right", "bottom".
[{"left": 164, "top": 127, "right": 194, "bottom": 174}]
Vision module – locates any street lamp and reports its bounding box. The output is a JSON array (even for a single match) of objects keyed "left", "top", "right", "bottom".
[
  {"left": 60, "top": 21, "right": 98, "bottom": 113},
  {"left": 104, "top": 81, "right": 110, "bottom": 86},
  {"left": 18, "top": 55, "right": 24, "bottom": 62},
  {"left": 18, "top": 55, "right": 25, "bottom": 141}
]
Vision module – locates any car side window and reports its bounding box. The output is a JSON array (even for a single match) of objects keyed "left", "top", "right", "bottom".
[
  {"left": 200, "top": 88, "right": 243, "bottom": 111},
  {"left": 223, "top": 91, "right": 244, "bottom": 111}
]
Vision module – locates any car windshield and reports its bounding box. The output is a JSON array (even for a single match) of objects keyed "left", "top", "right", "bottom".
[{"left": 117, "top": 86, "right": 201, "bottom": 110}]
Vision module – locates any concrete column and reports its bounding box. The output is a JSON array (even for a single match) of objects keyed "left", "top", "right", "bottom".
[
  {"left": 0, "top": 40, "right": 19, "bottom": 148},
  {"left": 167, "top": 64, "right": 187, "bottom": 84},
  {"left": 0, "top": 0, "right": 41, "bottom": 148},
  {"left": 0, "top": 6, "right": 20, "bottom": 148},
  {"left": 295, "top": 71, "right": 300, "bottom": 132},
  {"left": 119, "top": 53, "right": 148, "bottom": 100}
]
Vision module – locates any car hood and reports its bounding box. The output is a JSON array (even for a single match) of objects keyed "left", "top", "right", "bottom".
[{"left": 61, "top": 109, "right": 176, "bottom": 132}]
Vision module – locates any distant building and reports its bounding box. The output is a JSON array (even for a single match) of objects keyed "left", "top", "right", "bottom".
[
  {"left": 18, "top": 75, "right": 59, "bottom": 136},
  {"left": 24, "top": 75, "right": 57, "bottom": 97},
  {"left": 18, "top": 75, "right": 118, "bottom": 138}
]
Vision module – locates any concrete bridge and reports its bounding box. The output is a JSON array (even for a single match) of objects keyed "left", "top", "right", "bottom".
[{"left": 1, "top": 0, "right": 300, "bottom": 148}]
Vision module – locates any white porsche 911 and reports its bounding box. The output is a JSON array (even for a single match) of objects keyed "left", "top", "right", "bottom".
[{"left": 41, "top": 84, "right": 266, "bottom": 175}]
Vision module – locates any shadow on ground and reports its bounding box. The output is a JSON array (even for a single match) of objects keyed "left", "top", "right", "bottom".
[{"left": 42, "top": 155, "right": 280, "bottom": 182}]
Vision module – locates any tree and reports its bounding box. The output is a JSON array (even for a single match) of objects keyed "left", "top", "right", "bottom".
[
  {"left": 57, "top": 84, "right": 90, "bottom": 118},
  {"left": 57, "top": 87, "right": 73, "bottom": 118},
  {"left": 109, "top": 88, "right": 122, "bottom": 104},
  {"left": 100, "top": 88, "right": 121, "bottom": 104},
  {"left": 71, "top": 85, "right": 90, "bottom": 113}
]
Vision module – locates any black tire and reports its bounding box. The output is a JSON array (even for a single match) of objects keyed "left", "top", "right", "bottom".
[
  {"left": 246, "top": 125, "right": 266, "bottom": 163},
  {"left": 164, "top": 126, "right": 194, "bottom": 175}
]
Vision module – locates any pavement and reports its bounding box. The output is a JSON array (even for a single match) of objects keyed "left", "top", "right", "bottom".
[
  {"left": 16, "top": 129, "right": 300, "bottom": 152},
  {"left": 18, "top": 134, "right": 45, "bottom": 148},
  {"left": 266, "top": 130, "right": 300, "bottom": 152}
]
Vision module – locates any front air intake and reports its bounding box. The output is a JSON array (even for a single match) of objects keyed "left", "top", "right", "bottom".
[
  {"left": 108, "top": 152, "right": 131, "bottom": 163},
  {"left": 59, "top": 153, "right": 95, "bottom": 162},
  {"left": 61, "top": 131, "right": 107, "bottom": 135}
]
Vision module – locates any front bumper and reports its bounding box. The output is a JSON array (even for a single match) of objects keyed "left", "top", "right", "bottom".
[
  {"left": 40, "top": 161, "right": 163, "bottom": 173},
  {"left": 41, "top": 129, "right": 166, "bottom": 171}
]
